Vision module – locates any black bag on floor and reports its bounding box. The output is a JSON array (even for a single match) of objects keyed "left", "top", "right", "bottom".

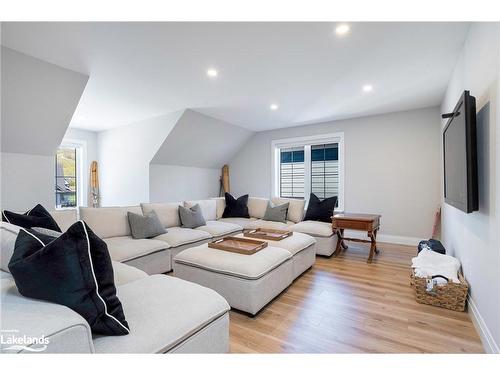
[{"left": 417, "top": 239, "right": 446, "bottom": 254}]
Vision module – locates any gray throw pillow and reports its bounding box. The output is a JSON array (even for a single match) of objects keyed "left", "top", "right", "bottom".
[
  {"left": 31, "top": 227, "right": 62, "bottom": 238},
  {"left": 179, "top": 204, "right": 206, "bottom": 229},
  {"left": 127, "top": 210, "right": 166, "bottom": 239},
  {"left": 262, "top": 202, "right": 289, "bottom": 223}
]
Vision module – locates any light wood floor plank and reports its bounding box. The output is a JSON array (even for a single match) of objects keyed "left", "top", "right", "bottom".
[{"left": 229, "top": 241, "right": 484, "bottom": 353}]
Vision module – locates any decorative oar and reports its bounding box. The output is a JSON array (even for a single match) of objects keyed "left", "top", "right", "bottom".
[{"left": 90, "top": 161, "right": 100, "bottom": 208}]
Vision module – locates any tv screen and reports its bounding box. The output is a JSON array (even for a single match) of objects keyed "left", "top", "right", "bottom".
[{"left": 443, "top": 90, "right": 478, "bottom": 213}]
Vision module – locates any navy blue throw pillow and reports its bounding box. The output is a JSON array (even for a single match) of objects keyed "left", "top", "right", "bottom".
[
  {"left": 222, "top": 193, "right": 250, "bottom": 218},
  {"left": 304, "top": 193, "right": 337, "bottom": 223},
  {"left": 8, "top": 220, "right": 130, "bottom": 336},
  {"left": 2, "top": 204, "right": 61, "bottom": 232}
]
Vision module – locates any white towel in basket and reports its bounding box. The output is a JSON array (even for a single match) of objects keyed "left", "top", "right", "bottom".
[{"left": 411, "top": 249, "right": 461, "bottom": 283}]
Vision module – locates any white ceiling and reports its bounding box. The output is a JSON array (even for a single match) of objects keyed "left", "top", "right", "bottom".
[{"left": 1, "top": 22, "right": 469, "bottom": 132}]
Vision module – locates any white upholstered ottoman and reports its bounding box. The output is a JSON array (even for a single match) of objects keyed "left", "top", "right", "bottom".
[
  {"left": 173, "top": 243, "right": 293, "bottom": 315},
  {"left": 235, "top": 232, "right": 316, "bottom": 279}
]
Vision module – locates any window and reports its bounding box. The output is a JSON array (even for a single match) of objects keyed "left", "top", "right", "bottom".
[
  {"left": 311, "top": 143, "right": 339, "bottom": 199},
  {"left": 279, "top": 147, "right": 305, "bottom": 198},
  {"left": 55, "top": 147, "right": 78, "bottom": 208},
  {"left": 272, "top": 133, "right": 344, "bottom": 210}
]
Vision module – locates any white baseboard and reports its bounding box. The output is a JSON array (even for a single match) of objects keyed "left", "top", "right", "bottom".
[
  {"left": 468, "top": 295, "right": 499, "bottom": 354},
  {"left": 343, "top": 230, "right": 420, "bottom": 246}
]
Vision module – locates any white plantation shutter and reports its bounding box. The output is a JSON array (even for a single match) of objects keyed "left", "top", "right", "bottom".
[
  {"left": 311, "top": 143, "right": 339, "bottom": 200},
  {"left": 279, "top": 147, "right": 305, "bottom": 198}
]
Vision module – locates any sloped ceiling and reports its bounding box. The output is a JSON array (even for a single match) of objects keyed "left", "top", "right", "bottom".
[
  {"left": 151, "top": 109, "right": 254, "bottom": 169},
  {"left": 1, "top": 47, "right": 88, "bottom": 155},
  {"left": 1, "top": 22, "right": 469, "bottom": 132}
]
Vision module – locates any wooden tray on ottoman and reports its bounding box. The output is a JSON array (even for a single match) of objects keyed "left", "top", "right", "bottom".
[
  {"left": 208, "top": 236, "right": 268, "bottom": 255},
  {"left": 243, "top": 228, "right": 293, "bottom": 241}
]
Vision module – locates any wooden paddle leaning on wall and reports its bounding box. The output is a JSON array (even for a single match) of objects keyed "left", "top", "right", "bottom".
[
  {"left": 90, "top": 161, "right": 100, "bottom": 208},
  {"left": 219, "top": 164, "right": 230, "bottom": 196}
]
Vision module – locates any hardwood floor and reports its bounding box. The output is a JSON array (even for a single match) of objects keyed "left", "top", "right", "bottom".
[{"left": 229, "top": 241, "right": 484, "bottom": 353}]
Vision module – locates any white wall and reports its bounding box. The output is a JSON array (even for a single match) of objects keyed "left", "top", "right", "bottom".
[
  {"left": 0, "top": 153, "right": 55, "bottom": 211},
  {"left": 152, "top": 109, "right": 253, "bottom": 168},
  {"left": 1, "top": 47, "right": 88, "bottom": 155},
  {"left": 230, "top": 107, "right": 442, "bottom": 242},
  {"left": 97, "top": 111, "right": 183, "bottom": 206},
  {"left": 440, "top": 23, "right": 500, "bottom": 353},
  {"left": 0, "top": 46, "right": 88, "bottom": 212},
  {"left": 148, "top": 109, "right": 253, "bottom": 204},
  {"left": 149, "top": 164, "right": 220, "bottom": 202}
]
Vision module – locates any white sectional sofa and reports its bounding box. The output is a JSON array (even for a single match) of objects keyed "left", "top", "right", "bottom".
[
  {"left": 214, "top": 196, "right": 339, "bottom": 256},
  {"left": 0, "top": 215, "right": 231, "bottom": 354},
  {"left": 80, "top": 196, "right": 338, "bottom": 275},
  {"left": 1, "top": 195, "right": 338, "bottom": 351}
]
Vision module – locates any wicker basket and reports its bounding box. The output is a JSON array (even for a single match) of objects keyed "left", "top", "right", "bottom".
[{"left": 410, "top": 269, "right": 469, "bottom": 311}]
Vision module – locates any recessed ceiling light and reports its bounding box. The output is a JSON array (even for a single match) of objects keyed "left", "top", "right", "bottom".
[
  {"left": 362, "top": 84, "right": 373, "bottom": 93},
  {"left": 335, "top": 24, "right": 350, "bottom": 36},
  {"left": 270, "top": 103, "right": 279, "bottom": 111},
  {"left": 206, "top": 68, "right": 218, "bottom": 78}
]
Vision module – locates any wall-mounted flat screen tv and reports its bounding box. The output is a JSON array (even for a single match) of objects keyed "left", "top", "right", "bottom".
[{"left": 443, "top": 90, "right": 478, "bottom": 213}]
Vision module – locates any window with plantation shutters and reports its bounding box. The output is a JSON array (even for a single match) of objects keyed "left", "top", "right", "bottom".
[
  {"left": 311, "top": 143, "right": 339, "bottom": 200},
  {"left": 273, "top": 133, "right": 344, "bottom": 210},
  {"left": 279, "top": 147, "right": 305, "bottom": 198}
]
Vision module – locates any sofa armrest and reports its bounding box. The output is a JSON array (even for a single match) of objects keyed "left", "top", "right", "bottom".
[{"left": 1, "top": 278, "right": 94, "bottom": 353}]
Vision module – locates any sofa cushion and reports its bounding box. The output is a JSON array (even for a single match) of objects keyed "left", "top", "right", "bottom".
[
  {"left": 1, "top": 275, "right": 94, "bottom": 353},
  {"left": 103, "top": 236, "right": 170, "bottom": 262},
  {"left": 92, "top": 275, "right": 230, "bottom": 353},
  {"left": 179, "top": 204, "right": 206, "bottom": 229},
  {"left": 288, "top": 220, "right": 334, "bottom": 237},
  {"left": 50, "top": 209, "right": 78, "bottom": 232},
  {"left": 9, "top": 221, "right": 130, "bottom": 336},
  {"left": 271, "top": 197, "right": 305, "bottom": 223},
  {"left": 217, "top": 217, "right": 259, "bottom": 229},
  {"left": 303, "top": 193, "right": 337, "bottom": 223},
  {"left": 2, "top": 204, "right": 61, "bottom": 232},
  {"left": 196, "top": 221, "right": 242, "bottom": 237},
  {"left": 222, "top": 193, "right": 250, "bottom": 218},
  {"left": 174, "top": 243, "right": 292, "bottom": 280},
  {"left": 112, "top": 261, "right": 148, "bottom": 286},
  {"left": 247, "top": 197, "right": 269, "bottom": 219},
  {"left": 141, "top": 202, "right": 182, "bottom": 228},
  {"left": 184, "top": 200, "right": 217, "bottom": 222},
  {"left": 246, "top": 219, "right": 294, "bottom": 231},
  {"left": 154, "top": 227, "right": 211, "bottom": 247},
  {"left": 80, "top": 206, "right": 142, "bottom": 239},
  {"left": 235, "top": 232, "right": 316, "bottom": 256},
  {"left": 212, "top": 197, "right": 226, "bottom": 219},
  {"left": 1, "top": 222, "right": 20, "bottom": 272},
  {"left": 127, "top": 211, "right": 166, "bottom": 239}
]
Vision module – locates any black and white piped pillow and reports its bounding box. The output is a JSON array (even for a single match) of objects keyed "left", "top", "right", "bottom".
[
  {"left": 303, "top": 193, "right": 338, "bottom": 223},
  {"left": 8, "top": 220, "right": 130, "bottom": 336},
  {"left": 2, "top": 204, "right": 61, "bottom": 232}
]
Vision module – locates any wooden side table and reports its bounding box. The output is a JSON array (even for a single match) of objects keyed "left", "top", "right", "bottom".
[{"left": 331, "top": 213, "right": 381, "bottom": 263}]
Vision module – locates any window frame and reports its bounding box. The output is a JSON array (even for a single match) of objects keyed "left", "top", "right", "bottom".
[
  {"left": 55, "top": 139, "right": 87, "bottom": 210},
  {"left": 271, "top": 132, "right": 345, "bottom": 211}
]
